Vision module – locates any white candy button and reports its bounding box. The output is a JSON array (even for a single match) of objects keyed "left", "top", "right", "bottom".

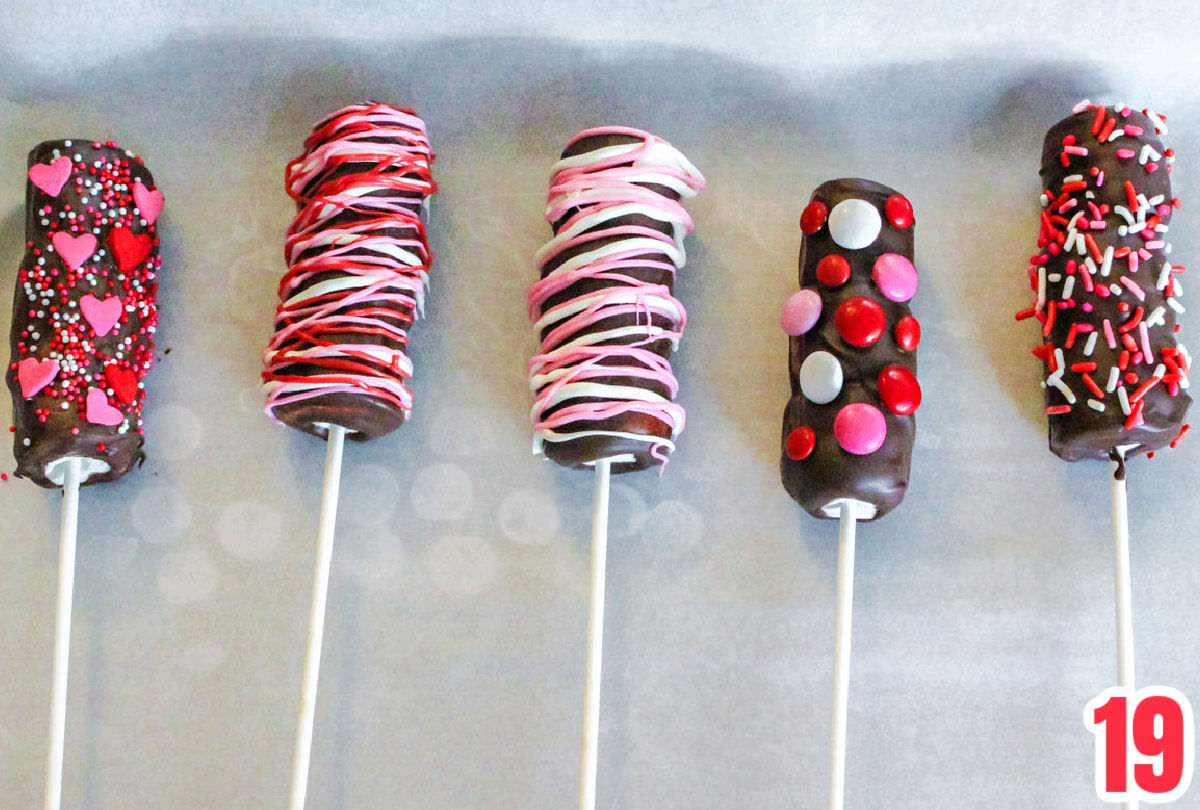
[
  {"left": 799, "top": 350, "right": 843, "bottom": 404},
  {"left": 828, "top": 198, "right": 882, "bottom": 250}
]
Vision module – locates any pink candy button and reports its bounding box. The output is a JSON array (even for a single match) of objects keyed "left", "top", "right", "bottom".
[
  {"left": 872, "top": 253, "right": 918, "bottom": 302},
  {"left": 780, "top": 289, "right": 822, "bottom": 336},
  {"left": 833, "top": 403, "right": 887, "bottom": 455}
]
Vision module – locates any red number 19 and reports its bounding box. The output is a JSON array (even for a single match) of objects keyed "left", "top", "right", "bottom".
[{"left": 1085, "top": 687, "right": 1194, "bottom": 803}]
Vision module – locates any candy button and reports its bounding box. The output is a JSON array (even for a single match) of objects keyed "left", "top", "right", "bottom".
[
  {"left": 785, "top": 426, "right": 816, "bottom": 460},
  {"left": 835, "top": 296, "right": 886, "bottom": 347},
  {"left": 895, "top": 315, "right": 921, "bottom": 351},
  {"left": 885, "top": 193, "right": 914, "bottom": 229},
  {"left": 878, "top": 365, "right": 922, "bottom": 414},
  {"left": 800, "top": 200, "right": 828, "bottom": 234},
  {"left": 833, "top": 403, "right": 887, "bottom": 455},
  {"left": 872, "top": 253, "right": 918, "bottom": 302},
  {"left": 827, "top": 198, "right": 881, "bottom": 250},
  {"left": 800, "top": 351, "right": 843, "bottom": 404},
  {"left": 780, "top": 289, "right": 822, "bottom": 336},
  {"left": 816, "top": 254, "right": 851, "bottom": 287}
]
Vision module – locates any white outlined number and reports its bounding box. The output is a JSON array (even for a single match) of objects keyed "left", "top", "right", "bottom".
[{"left": 1085, "top": 687, "right": 1194, "bottom": 804}]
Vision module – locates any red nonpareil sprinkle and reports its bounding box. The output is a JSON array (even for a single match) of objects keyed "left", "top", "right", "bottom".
[
  {"left": 1062, "top": 180, "right": 1087, "bottom": 193},
  {"left": 1014, "top": 307, "right": 1036, "bottom": 321},
  {"left": 1084, "top": 233, "right": 1102, "bottom": 262},
  {"left": 1099, "top": 117, "right": 1116, "bottom": 142},
  {"left": 0, "top": 473, "right": 6, "bottom": 481},
  {"left": 1091, "top": 106, "right": 1106, "bottom": 135},
  {"left": 1065, "top": 324, "right": 1080, "bottom": 348},
  {"left": 1082, "top": 372, "right": 1104, "bottom": 398},
  {"left": 1119, "top": 350, "right": 1131, "bottom": 370},
  {"left": 1130, "top": 376, "right": 1161, "bottom": 403},
  {"left": 1124, "top": 399, "right": 1145, "bottom": 429},
  {"left": 1043, "top": 301, "right": 1057, "bottom": 337},
  {"left": 1171, "top": 424, "right": 1191, "bottom": 449},
  {"left": 1045, "top": 405, "right": 1072, "bottom": 415},
  {"left": 1071, "top": 361, "right": 1097, "bottom": 372},
  {"left": 1032, "top": 343, "right": 1052, "bottom": 364},
  {"left": 1125, "top": 371, "right": 1140, "bottom": 385},
  {"left": 1118, "top": 306, "right": 1145, "bottom": 333},
  {"left": 1125, "top": 180, "right": 1139, "bottom": 211}
]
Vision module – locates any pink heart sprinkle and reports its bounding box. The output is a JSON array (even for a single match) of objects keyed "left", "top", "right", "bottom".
[
  {"left": 132, "top": 182, "right": 163, "bottom": 224},
  {"left": 80, "top": 294, "right": 123, "bottom": 337},
  {"left": 85, "top": 387, "right": 124, "bottom": 426},
  {"left": 51, "top": 231, "right": 97, "bottom": 271},
  {"left": 28, "top": 155, "right": 72, "bottom": 197},
  {"left": 16, "top": 357, "right": 60, "bottom": 398}
]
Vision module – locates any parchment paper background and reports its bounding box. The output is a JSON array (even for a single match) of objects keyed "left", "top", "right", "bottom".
[{"left": 2, "top": 2, "right": 1199, "bottom": 808}]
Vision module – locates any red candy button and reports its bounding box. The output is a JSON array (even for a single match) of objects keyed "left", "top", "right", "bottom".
[
  {"left": 800, "top": 200, "right": 828, "bottom": 234},
  {"left": 785, "top": 426, "right": 816, "bottom": 460},
  {"left": 816, "top": 254, "right": 851, "bottom": 287},
  {"left": 885, "top": 193, "right": 914, "bottom": 229},
  {"left": 878, "top": 365, "right": 922, "bottom": 414},
  {"left": 895, "top": 315, "right": 921, "bottom": 351},
  {"left": 835, "top": 297, "right": 886, "bottom": 347}
]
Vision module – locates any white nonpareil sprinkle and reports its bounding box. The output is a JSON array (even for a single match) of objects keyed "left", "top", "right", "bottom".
[
  {"left": 1036, "top": 267, "right": 1046, "bottom": 311},
  {"left": 1101, "top": 246, "right": 1114, "bottom": 277},
  {"left": 1168, "top": 297, "right": 1186, "bottom": 314},
  {"left": 1146, "top": 306, "right": 1167, "bottom": 327},
  {"left": 1084, "top": 331, "right": 1099, "bottom": 357},
  {"left": 1088, "top": 399, "right": 1106, "bottom": 412},
  {"left": 1050, "top": 376, "right": 1077, "bottom": 404},
  {"left": 1107, "top": 366, "right": 1121, "bottom": 393},
  {"left": 1062, "top": 276, "right": 1075, "bottom": 300},
  {"left": 1158, "top": 263, "right": 1173, "bottom": 290}
]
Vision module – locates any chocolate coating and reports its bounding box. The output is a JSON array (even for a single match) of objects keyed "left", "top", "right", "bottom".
[
  {"left": 262, "top": 103, "right": 436, "bottom": 442},
  {"left": 8, "top": 140, "right": 162, "bottom": 488},
  {"left": 530, "top": 130, "right": 702, "bottom": 474},
  {"left": 1036, "top": 107, "right": 1190, "bottom": 461},
  {"left": 781, "top": 179, "right": 917, "bottom": 521}
]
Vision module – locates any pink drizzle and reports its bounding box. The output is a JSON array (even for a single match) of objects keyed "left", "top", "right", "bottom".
[{"left": 528, "top": 127, "right": 705, "bottom": 464}]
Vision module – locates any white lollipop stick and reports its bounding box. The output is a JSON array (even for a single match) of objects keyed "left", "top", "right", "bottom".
[
  {"left": 578, "top": 458, "right": 611, "bottom": 810},
  {"left": 1111, "top": 451, "right": 1138, "bottom": 810},
  {"left": 828, "top": 500, "right": 857, "bottom": 810},
  {"left": 44, "top": 456, "right": 82, "bottom": 810},
  {"left": 288, "top": 424, "right": 346, "bottom": 810}
]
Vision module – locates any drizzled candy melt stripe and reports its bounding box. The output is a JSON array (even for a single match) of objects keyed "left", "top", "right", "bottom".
[
  {"left": 262, "top": 103, "right": 436, "bottom": 425},
  {"left": 1019, "top": 101, "right": 1191, "bottom": 460},
  {"left": 527, "top": 127, "right": 705, "bottom": 465}
]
